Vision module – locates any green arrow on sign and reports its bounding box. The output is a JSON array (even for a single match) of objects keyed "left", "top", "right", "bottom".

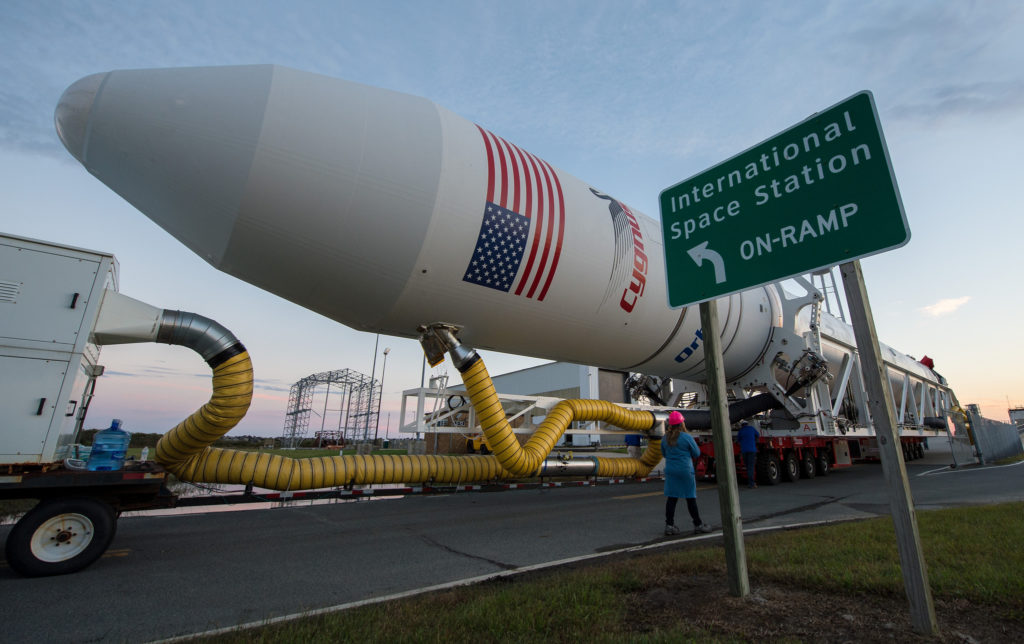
[{"left": 659, "top": 91, "right": 909, "bottom": 308}]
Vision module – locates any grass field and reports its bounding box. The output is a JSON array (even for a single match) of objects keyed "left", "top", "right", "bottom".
[{"left": 200, "top": 502, "right": 1024, "bottom": 642}]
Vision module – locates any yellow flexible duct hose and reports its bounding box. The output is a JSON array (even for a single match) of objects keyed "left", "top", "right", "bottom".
[
  {"left": 156, "top": 349, "right": 660, "bottom": 490},
  {"left": 171, "top": 449, "right": 513, "bottom": 488},
  {"left": 461, "top": 358, "right": 659, "bottom": 477},
  {"left": 594, "top": 439, "right": 663, "bottom": 477},
  {"left": 154, "top": 350, "right": 515, "bottom": 488},
  {"left": 155, "top": 351, "right": 255, "bottom": 471}
]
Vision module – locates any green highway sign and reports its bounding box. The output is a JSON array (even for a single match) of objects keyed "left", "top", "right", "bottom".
[{"left": 659, "top": 91, "right": 909, "bottom": 308}]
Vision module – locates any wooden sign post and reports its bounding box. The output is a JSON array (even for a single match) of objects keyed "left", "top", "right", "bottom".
[
  {"left": 699, "top": 300, "right": 750, "bottom": 597},
  {"left": 840, "top": 260, "right": 938, "bottom": 634}
]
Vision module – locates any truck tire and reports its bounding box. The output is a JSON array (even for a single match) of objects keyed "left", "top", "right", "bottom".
[
  {"left": 5, "top": 497, "right": 117, "bottom": 577},
  {"left": 757, "top": 454, "right": 781, "bottom": 486},
  {"left": 815, "top": 452, "right": 831, "bottom": 476},
  {"left": 782, "top": 452, "right": 800, "bottom": 482},
  {"left": 800, "top": 451, "right": 816, "bottom": 479}
]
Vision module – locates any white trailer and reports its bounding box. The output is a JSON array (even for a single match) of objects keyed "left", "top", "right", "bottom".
[
  {"left": 1, "top": 234, "right": 115, "bottom": 464},
  {"left": 1, "top": 234, "right": 169, "bottom": 576}
]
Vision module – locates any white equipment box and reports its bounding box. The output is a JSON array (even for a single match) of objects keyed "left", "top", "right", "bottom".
[{"left": 0, "top": 233, "right": 117, "bottom": 464}]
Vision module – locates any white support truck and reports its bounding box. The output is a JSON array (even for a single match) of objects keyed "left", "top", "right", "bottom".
[{"left": 1, "top": 233, "right": 169, "bottom": 576}]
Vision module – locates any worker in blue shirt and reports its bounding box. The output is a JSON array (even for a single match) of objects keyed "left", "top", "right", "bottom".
[
  {"left": 624, "top": 433, "right": 642, "bottom": 458},
  {"left": 737, "top": 420, "right": 760, "bottom": 488}
]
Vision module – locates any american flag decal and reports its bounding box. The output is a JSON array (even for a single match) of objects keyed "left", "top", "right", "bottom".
[{"left": 463, "top": 126, "right": 565, "bottom": 300}]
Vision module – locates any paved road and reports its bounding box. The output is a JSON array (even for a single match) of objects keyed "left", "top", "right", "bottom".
[{"left": 2, "top": 447, "right": 1022, "bottom": 642}]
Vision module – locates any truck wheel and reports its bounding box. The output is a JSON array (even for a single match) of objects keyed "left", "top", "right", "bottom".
[
  {"left": 757, "top": 454, "right": 781, "bottom": 486},
  {"left": 800, "top": 451, "right": 816, "bottom": 479},
  {"left": 782, "top": 452, "right": 800, "bottom": 482},
  {"left": 4, "top": 498, "right": 117, "bottom": 577},
  {"left": 815, "top": 453, "right": 831, "bottom": 476}
]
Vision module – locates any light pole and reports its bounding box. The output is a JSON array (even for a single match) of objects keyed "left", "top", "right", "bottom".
[
  {"left": 374, "top": 347, "right": 390, "bottom": 442},
  {"left": 367, "top": 334, "right": 380, "bottom": 442}
]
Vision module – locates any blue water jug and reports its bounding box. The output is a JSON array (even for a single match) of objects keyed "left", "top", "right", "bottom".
[{"left": 87, "top": 419, "right": 131, "bottom": 471}]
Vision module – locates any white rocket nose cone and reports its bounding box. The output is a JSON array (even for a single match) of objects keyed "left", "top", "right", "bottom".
[
  {"left": 52, "top": 66, "right": 278, "bottom": 269},
  {"left": 55, "top": 72, "right": 108, "bottom": 164}
]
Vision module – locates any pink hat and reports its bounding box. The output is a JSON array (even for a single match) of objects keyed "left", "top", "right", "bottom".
[{"left": 668, "top": 411, "right": 684, "bottom": 425}]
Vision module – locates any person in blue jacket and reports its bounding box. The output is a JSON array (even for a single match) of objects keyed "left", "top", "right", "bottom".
[
  {"left": 661, "top": 411, "right": 713, "bottom": 535},
  {"left": 737, "top": 419, "right": 760, "bottom": 488},
  {"left": 624, "top": 433, "right": 642, "bottom": 458}
]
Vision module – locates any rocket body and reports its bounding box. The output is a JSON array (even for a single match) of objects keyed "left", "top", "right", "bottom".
[{"left": 56, "top": 65, "right": 778, "bottom": 381}]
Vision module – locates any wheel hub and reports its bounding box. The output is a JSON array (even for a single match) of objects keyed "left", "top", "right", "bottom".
[{"left": 30, "top": 513, "right": 95, "bottom": 562}]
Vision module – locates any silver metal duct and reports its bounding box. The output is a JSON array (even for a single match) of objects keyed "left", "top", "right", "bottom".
[{"left": 157, "top": 310, "right": 243, "bottom": 367}]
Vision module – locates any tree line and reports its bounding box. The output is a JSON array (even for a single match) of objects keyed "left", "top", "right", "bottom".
[{"left": 78, "top": 429, "right": 273, "bottom": 448}]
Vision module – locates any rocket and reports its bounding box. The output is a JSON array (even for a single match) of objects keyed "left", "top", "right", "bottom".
[{"left": 53, "top": 65, "right": 803, "bottom": 384}]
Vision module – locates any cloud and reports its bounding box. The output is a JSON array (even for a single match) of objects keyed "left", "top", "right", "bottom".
[
  {"left": 888, "top": 81, "right": 1024, "bottom": 122},
  {"left": 102, "top": 370, "right": 142, "bottom": 378},
  {"left": 921, "top": 296, "right": 971, "bottom": 317},
  {"left": 254, "top": 381, "right": 291, "bottom": 394}
]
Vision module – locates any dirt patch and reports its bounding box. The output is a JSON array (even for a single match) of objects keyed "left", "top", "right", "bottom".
[{"left": 629, "top": 573, "right": 1021, "bottom": 642}]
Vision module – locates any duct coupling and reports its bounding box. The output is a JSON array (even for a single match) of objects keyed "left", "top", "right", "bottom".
[{"left": 158, "top": 310, "right": 246, "bottom": 368}]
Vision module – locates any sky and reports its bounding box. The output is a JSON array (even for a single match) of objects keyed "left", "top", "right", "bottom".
[{"left": 2, "top": 0, "right": 1022, "bottom": 437}]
